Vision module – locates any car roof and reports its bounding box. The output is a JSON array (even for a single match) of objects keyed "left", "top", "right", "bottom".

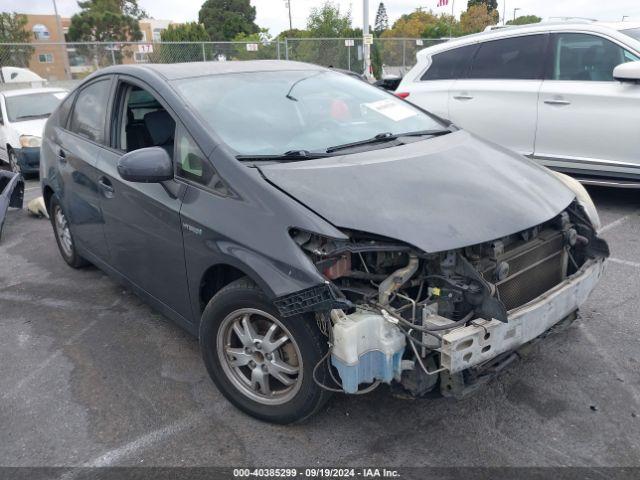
[
  {"left": 416, "top": 21, "right": 640, "bottom": 60},
  {"left": 1, "top": 87, "right": 67, "bottom": 97},
  {"left": 98, "top": 60, "right": 325, "bottom": 81}
]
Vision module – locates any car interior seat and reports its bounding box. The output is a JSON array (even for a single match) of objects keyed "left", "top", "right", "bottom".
[
  {"left": 125, "top": 109, "right": 152, "bottom": 152},
  {"left": 143, "top": 110, "right": 175, "bottom": 157}
]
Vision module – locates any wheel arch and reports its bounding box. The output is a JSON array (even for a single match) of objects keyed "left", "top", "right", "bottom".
[{"left": 198, "top": 262, "right": 271, "bottom": 316}]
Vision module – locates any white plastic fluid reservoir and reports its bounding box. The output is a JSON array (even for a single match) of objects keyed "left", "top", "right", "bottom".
[{"left": 330, "top": 309, "right": 406, "bottom": 394}]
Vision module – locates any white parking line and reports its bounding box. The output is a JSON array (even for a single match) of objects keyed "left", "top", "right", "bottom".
[
  {"left": 24, "top": 186, "right": 40, "bottom": 192},
  {"left": 600, "top": 214, "right": 633, "bottom": 233},
  {"left": 2, "top": 319, "right": 98, "bottom": 400},
  {"left": 609, "top": 257, "right": 640, "bottom": 269},
  {"left": 57, "top": 410, "right": 208, "bottom": 478}
]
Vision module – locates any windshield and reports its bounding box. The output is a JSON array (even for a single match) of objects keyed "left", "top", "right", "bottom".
[
  {"left": 172, "top": 70, "right": 444, "bottom": 157},
  {"left": 622, "top": 28, "right": 640, "bottom": 42},
  {"left": 5, "top": 91, "right": 66, "bottom": 122}
]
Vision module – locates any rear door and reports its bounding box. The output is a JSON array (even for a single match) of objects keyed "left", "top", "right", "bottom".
[
  {"left": 97, "top": 77, "right": 192, "bottom": 321},
  {"left": 534, "top": 32, "right": 640, "bottom": 176},
  {"left": 403, "top": 44, "right": 477, "bottom": 119},
  {"left": 449, "top": 34, "right": 547, "bottom": 156},
  {"left": 56, "top": 78, "right": 113, "bottom": 261}
]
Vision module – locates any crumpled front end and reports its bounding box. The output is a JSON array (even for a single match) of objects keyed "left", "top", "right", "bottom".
[{"left": 276, "top": 201, "right": 609, "bottom": 397}]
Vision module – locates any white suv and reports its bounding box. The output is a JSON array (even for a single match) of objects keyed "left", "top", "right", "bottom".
[{"left": 397, "top": 21, "right": 640, "bottom": 187}]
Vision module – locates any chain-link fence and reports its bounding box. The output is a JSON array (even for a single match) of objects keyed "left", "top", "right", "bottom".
[{"left": 0, "top": 38, "right": 446, "bottom": 89}]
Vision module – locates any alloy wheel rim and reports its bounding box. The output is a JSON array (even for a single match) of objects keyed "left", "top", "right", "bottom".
[
  {"left": 216, "top": 308, "right": 303, "bottom": 405},
  {"left": 54, "top": 206, "right": 73, "bottom": 258}
]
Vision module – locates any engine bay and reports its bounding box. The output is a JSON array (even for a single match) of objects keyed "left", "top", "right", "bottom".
[{"left": 286, "top": 202, "right": 610, "bottom": 397}]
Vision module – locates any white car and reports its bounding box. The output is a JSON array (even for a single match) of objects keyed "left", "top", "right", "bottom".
[
  {"left": 397, "top": 20, "right": 640, "bottom": 187},
  {"left": 0, "top": 88, "right": 67, "bottom": 175},
  {"left": 0, "top": 67, "right": 45, "bottom": 85}
]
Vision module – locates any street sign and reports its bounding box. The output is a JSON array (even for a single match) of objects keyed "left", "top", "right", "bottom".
[
  {"left": 345, "top": 39, "right": 355, "bottom": 47},
  {"left": 246, "top": 43, "right": 259, "bottom": 52},
  {"left": 138, "top": 44, "right": 153, "bottom": 53},
  {"left": 363, "top": 34, "right": 373, "bottom": 45},
  {"left": 416, "top": 39, "right": 424, "bottom": 46}
]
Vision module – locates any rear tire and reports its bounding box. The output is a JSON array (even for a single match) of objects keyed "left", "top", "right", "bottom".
[
  {"left": 49, "top": 194, "right": 89, "bottom": 268},
  {"left": 200, "top": 278, "right": 331, "bottom": 424}
]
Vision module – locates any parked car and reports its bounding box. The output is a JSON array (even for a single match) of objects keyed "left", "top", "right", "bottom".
[
  {"left": 0, "top": 66, "right": 45, "bottom": 85},
  {"left": 41, "top": 61, "right": 608, "bottom": 423},
  {"left": 0, "top": 88, "right": 68, "bottom": 175},
  {"left": 397, "top": 20, "right": 640, "bottom": 187}
]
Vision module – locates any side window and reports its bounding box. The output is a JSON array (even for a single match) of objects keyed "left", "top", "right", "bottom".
[
  {"left": 117, "top": 83, "right": 175, "bottom": 158},
  {"left": 55, "top": 92, "right": 75, "bottom": 128},
  {"left": 469, "top": 35, "right": 546, "bottom": 80},
  {"left": 69, "top": 80, "right": 111, "bottom": 143},
  {"left": 421, "top": 44, "right": 477, "bottom": 81},
  {"left": 0, "top": 99, "right": 4, "bottom": 124},
  {"left": 175, "top": 125, "right": 212, "bottom": 184},
  {"left": 551, "top": 33, "right": 640, "bottom": 82}
]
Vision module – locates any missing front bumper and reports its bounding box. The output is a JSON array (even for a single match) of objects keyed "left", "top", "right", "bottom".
[{"left": 437, "top": 259, "right": 605, "bottom": 374}]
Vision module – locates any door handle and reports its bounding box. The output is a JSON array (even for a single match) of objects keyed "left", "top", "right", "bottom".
[
  {"left": 98, "top": 177, "right": 114, "bottom": 198},
  {"left": 453, "top": 94, "right": 474, "bottom": 100},
  {"left": 544, "top": 99, "right": 571, "bottom": 106},
  {"left": 58, "top": 149, "right": 67, "bottom": 163}
]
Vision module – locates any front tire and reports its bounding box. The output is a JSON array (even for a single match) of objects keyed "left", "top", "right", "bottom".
[
  {"left": 200, "top": 278, "right": 331, "bottom": 424},
  {"left": 49, "top": 195, "right": 88, "bottom": 268}
]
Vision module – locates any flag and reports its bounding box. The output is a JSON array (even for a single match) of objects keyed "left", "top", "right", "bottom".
[{"left": 437, "top": 0, "right": 449, "bottom": 6}]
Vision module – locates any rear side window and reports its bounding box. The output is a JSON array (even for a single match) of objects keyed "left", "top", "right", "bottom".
[
  {"left": 469, "top": 35, "right": 546, "bottom": 80},
  {"left": 421, "top": 44, "right": 478, "bottom": 81},
  {"left": 69, "top": 79, "right": 111, "bottom": 144},
  {"left": 549, "top": 33, "right": 640, "bottom": 81},
  {"left": 55, "top": 92, "right": 75, "bottom": 128}
]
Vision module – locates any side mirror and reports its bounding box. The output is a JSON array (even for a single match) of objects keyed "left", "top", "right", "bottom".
[
  {"left": 117, "top": 147, "right": 173, "bottom": 183},
  {"left": 613, "top": 61, "right": 640, "bottom": 84}
]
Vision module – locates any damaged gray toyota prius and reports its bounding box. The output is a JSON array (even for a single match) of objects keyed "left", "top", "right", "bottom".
[{"left": 41, "top": 61, "right": 608, "bottom": 423}]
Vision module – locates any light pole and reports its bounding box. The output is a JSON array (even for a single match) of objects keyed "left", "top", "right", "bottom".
[
  {"left": 363, "top": 0, "right": 372, "bottom": 79},
  {"left": 513, "top": 7, "right": 521, "bottom": 21},
  {"left": 503, "top": 0, "right": 507, "bottom": 26},
  {"left": 52, "top": 0, "right": 71, "bottom": 80},
  {"left": 284, "top": 0, "right": 293, "bottom": 31}
]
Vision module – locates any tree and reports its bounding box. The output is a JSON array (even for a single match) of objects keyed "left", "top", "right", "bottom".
[
  {"left": 460, "top": 4, "right": 499, "bottom": 35},
  {"left": 467, "top": 0, "right": 498, "bottom": 13},
  {"left": 507, "top": 15, "right": 542, "bottom": 26},
  {"left": 198, "top": 0, "right": 259, "bottom": 41},
  {"left": 423, "top": 14, "right": 461, "bottom": 38},
  {"left": 0, "top": 13, "right": 34, "bottom": 68},
  {"left": 287, "top": 2, "right": 355, "bottom": 70},
  {"left": 374, "top": 3, "right": 389, "bottom": 37},
  {"left": 68, "top": 0, "right": 145, "bottom": 42},
  {"left": 382, "top": 9, "right": 438, "bottom": 38},
  {"left": 152, "top": 23, "right": 209, "bottom": 63},
  {"left": 306, "top": 1, "right": 353, "bottom": 37}
]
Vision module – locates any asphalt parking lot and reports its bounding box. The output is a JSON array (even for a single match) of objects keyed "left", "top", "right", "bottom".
[{"left": 1, "top": 175, "right": 639, "bottom": 469}]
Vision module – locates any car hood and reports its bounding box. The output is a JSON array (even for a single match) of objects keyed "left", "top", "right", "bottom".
[
  {"left": 258, "top": 130, "right": 575, "bottom": 253},
  {"left": 9, "top": 118, "right": 47, "bottom": 138}
]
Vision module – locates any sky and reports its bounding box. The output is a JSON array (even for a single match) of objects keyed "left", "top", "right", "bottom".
[{"left": 4, "top": 0, "right": 640, "bottom": 36}]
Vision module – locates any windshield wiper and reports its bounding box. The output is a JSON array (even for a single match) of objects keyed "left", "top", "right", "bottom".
[
  {"left": 325, "top": 129, "right": 451, "bottom": 154},
  {"left": 236, "top": 150, "right": 333, "bottom": 162}
]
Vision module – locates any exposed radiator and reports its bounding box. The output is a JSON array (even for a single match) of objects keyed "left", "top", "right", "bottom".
[{"left": 482, "top": 230, "right": 568, "bottom": 311}]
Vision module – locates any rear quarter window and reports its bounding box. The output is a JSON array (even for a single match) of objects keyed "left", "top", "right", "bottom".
[{"left": 421, "top": 44, "right": 478, "bottom": 81}]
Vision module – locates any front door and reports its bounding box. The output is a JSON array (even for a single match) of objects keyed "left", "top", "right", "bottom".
[
  {"left": 97, "top": 79, "right": 192, "bottom": 320},
  {"left": 448, "top": 34, "right": 547, "bottom": 156},
  {"left": 534, "top": 32, "right": 640, "bottom": 176}
]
